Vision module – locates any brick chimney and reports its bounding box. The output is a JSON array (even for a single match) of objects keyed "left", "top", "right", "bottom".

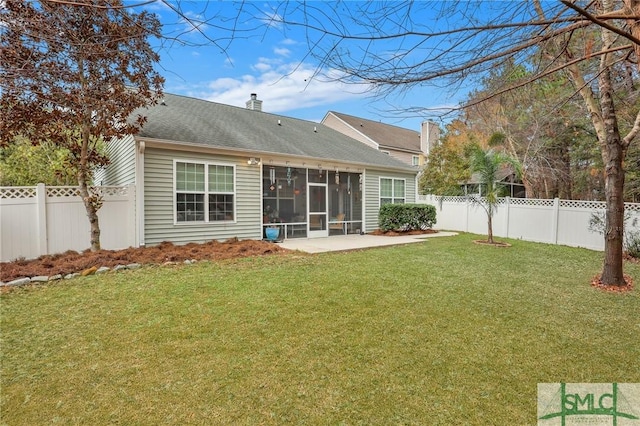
[{"left": 246, "top": 93, "right": 263, "bottom": 111}]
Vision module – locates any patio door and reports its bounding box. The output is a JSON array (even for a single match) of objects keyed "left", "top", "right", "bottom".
[{"left": 308, "top": 183, "right": 328, "bottom": 238}]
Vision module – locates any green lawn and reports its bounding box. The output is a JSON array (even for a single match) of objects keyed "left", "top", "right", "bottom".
[{"left": 1, "top": 234, "right": 639, "bottom": 425}]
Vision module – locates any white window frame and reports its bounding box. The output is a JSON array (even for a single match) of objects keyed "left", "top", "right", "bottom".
[
  {"left": 412, "top": 155, "right": 420, "bottom": 166},
  {"left": 379, "top": 177, "right": 406, "bottom": 206},
  {"left": 173, "top": 159, "right": 236, "bottom": 225}
]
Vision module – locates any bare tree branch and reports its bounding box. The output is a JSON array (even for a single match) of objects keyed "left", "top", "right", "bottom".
[
  {"left": 623, "top": 110, "right": 640, "bottom": 147},
  {"left": 44, "top": 0, "right": 158, "bottom": 9},
  {"left": 561, "top": 0, "right": 640, "bottom": 48},
  {"left": 462, "top": 44, "right": 632, "bottom": 111}
]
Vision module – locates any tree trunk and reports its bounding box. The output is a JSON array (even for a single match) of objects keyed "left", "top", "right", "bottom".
[
  {"left": 76, "top": 55, "right": 102, "bottom": 252},
  {"left": 601, "top": 156, "right": 625, "bottom": 285},
  {"left": 599, "top": 67, "right": 627, "bottom": 286},
  {"left": 487, "top": 213, "right": 494, "bottom": 244},
  {"left": 557, "top": 3, "right": 627, "bottom": 286},
  {"left": 521, "top": 173, "right": 535, "bottom": 199},
  {"left": 597, "top": 0, "right": 628, "bottom": 286},
  {"left": 77, "top": 105, "right": 102, "bottom": 251},
  {"left": 563, "top": 148, "right": 572, "bottom": 200},
  {"left": 78, "top": 175, "right": 102, "bottom": 252}
]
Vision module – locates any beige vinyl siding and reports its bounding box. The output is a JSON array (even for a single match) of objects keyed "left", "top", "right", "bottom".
[
  {"left": 324, "top": 114, "right": 420, "bottom": 168},
  {"left": 322, "top": 114, "right": 379, "bottom": 149},
  {"left": 363, "top": 169, "right": 417, "bottom": 233},
  {"left": 99, "top": 135, "right": 136, "bottom": 185},
  {"left": 385, "top": 149, "right": 419, "bottom": 167},
  {"left": 143, "top": 147, "right": 262, "bottom": 246}
]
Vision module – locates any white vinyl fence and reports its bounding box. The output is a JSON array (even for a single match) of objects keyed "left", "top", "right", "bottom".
[
  {"left": 0, "top": 184, "right": 136, "bottom": 262},
  {"left": 418, "top": 194, "right": 640, "bottom": 251}
]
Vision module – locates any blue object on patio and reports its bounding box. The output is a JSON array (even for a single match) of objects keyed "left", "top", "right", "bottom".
[{"left": 265, "top": 227, "right": 280, "bottom": 241}]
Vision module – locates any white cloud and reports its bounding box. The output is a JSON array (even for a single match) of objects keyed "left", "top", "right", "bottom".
[
  {"left": 206, "top": 77, "right": 246, "bottom": 91},
  {"left": 195, "top": 61, "right": 371, "bottom": 114},
  {"left": 274, "top": 47, "right": 291, "bottom": 57},
  {"left": 280, "top": 38, "right": 297, "bottom": 46},
  {"left": 256, "top": 56, "right": 280, "bottom": 65},
  {"left": 252, "top": 62, "right": 272, "bottom": 72}
]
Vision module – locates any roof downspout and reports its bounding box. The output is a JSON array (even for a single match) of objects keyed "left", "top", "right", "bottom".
[
  {"left": 361, "top": 170, "right": 367, "bottom": 233},
  {"left": 135, "top": 139, "right": 145, "bottom": 247}
]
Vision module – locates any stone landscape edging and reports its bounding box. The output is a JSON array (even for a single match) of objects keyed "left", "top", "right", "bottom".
[{"left": 0, "top": 259, "right": 201, "bottom": 288}]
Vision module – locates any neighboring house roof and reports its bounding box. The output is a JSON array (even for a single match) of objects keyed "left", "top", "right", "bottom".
[
  {"left": 134, "top": 93, "right": 415, "bottom": 172},
  {"left": 323, "top": 111, "right": 422, "bottom": 154},
  {"left": 466, "top": 166, "right": 519, "bottom": 185}
]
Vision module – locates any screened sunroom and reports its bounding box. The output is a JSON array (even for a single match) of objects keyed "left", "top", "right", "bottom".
[{"left": 261, "top": 166, "right": 363, "bottom": 239}]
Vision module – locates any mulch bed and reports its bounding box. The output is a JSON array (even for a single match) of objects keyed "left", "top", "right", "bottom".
[
  {"left": 3, "top": 230, "right": 636, "bottom": 294},
  {"left": 1, "top": 230, "right": 437, "bottom": 283},
  {"left": 590, "top": 274, "right": 634, "bottom": 293},
  {"left": 0, "top": 238, "right": 288, "bottom": 283},
  {"left": 472, "top": 239, "right": 512, "bottom": 247}
]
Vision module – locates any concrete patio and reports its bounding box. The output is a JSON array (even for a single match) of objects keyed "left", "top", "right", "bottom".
[{"left": 277, "top": 231, "right": 458, "bottom": 253}]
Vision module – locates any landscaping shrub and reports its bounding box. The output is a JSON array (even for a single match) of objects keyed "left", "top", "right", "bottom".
[
  {"left": 626, "top": 231, "right": 640, "bottom": 259},
  {"left": 378, "top": 203, "right": 437, "bottom": 232},
  {"left": 589, "top": 211, "right": 640, "bottom": 258}
]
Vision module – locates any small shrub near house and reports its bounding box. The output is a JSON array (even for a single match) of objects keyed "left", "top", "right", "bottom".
[{"left": 379, "top": 203, "right": 437, "bottom": 232}]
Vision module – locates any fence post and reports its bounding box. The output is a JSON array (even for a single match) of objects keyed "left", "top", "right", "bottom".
[
  {"left": 126, "top": 184, "right": 137, "bottom": 248},
  {"left": 552, "top": 198, "right": 560, "bottom": 245},
  {"left": 36, "top": 183, "right": 48, "bottom": 256},
  {"left": 505, "top": 197, "right": 511, "bottom": 238},
  {"left": 465, "top": 196, "right": 470, "bottom": 232}
]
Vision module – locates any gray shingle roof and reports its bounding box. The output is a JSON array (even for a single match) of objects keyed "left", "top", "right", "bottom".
[
  {"left": 467, "top": 167, "right": 518, "bottom": 184},
  {"left": 135, "top": 93, "right": 415, "bottom": 172},
  {"left": 326, "top": 111, "right": 421, "bottom": 153}
]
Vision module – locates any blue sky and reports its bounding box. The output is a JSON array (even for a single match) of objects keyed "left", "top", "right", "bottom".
[{"left": 136, "top": 1, "right": 465, "bottom": 133}]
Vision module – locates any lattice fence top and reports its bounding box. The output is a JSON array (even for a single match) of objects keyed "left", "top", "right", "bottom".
[
  {"left": 47, "top": 187, "right": 81, "bottom": 197},
  {"left": 624, "top": 203, "right": 640, "bottom": 212},
  {"left": 470, "top": 197, "right": 507, "bottom": 205},
  {"left": 560, "top": 200, "right": 606, "bottom": 210},
  {"left": 46, "top": 186, "right": 130, "bottom": 197},
  {"left": 434, "top": 196, "right": 467, "bottom": 203},
  {"left": 0, "top": 187, "right": 37, "bottom": 199},
  {"left": 0, "top": 185, "right": 131, "bottom": 199},
  {"left": 510, "top": 198, "right": 555, "bottom": 207},
  {"left": 94, "top": 186, "right": 130, "bottom": 197},
  {"left": 423, "top": 194, "right": 640, "bottom": 212}
]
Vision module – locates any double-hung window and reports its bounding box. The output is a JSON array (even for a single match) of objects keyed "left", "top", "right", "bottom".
[
  {"left": 175, "top": 161, "right": 235, "bottom": 223},
  {"left": 380, "top": 177, "right": 406, "bottom": 205},
  {"left": 208, "top": 164, "right": 234, "bottom": 221}
]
